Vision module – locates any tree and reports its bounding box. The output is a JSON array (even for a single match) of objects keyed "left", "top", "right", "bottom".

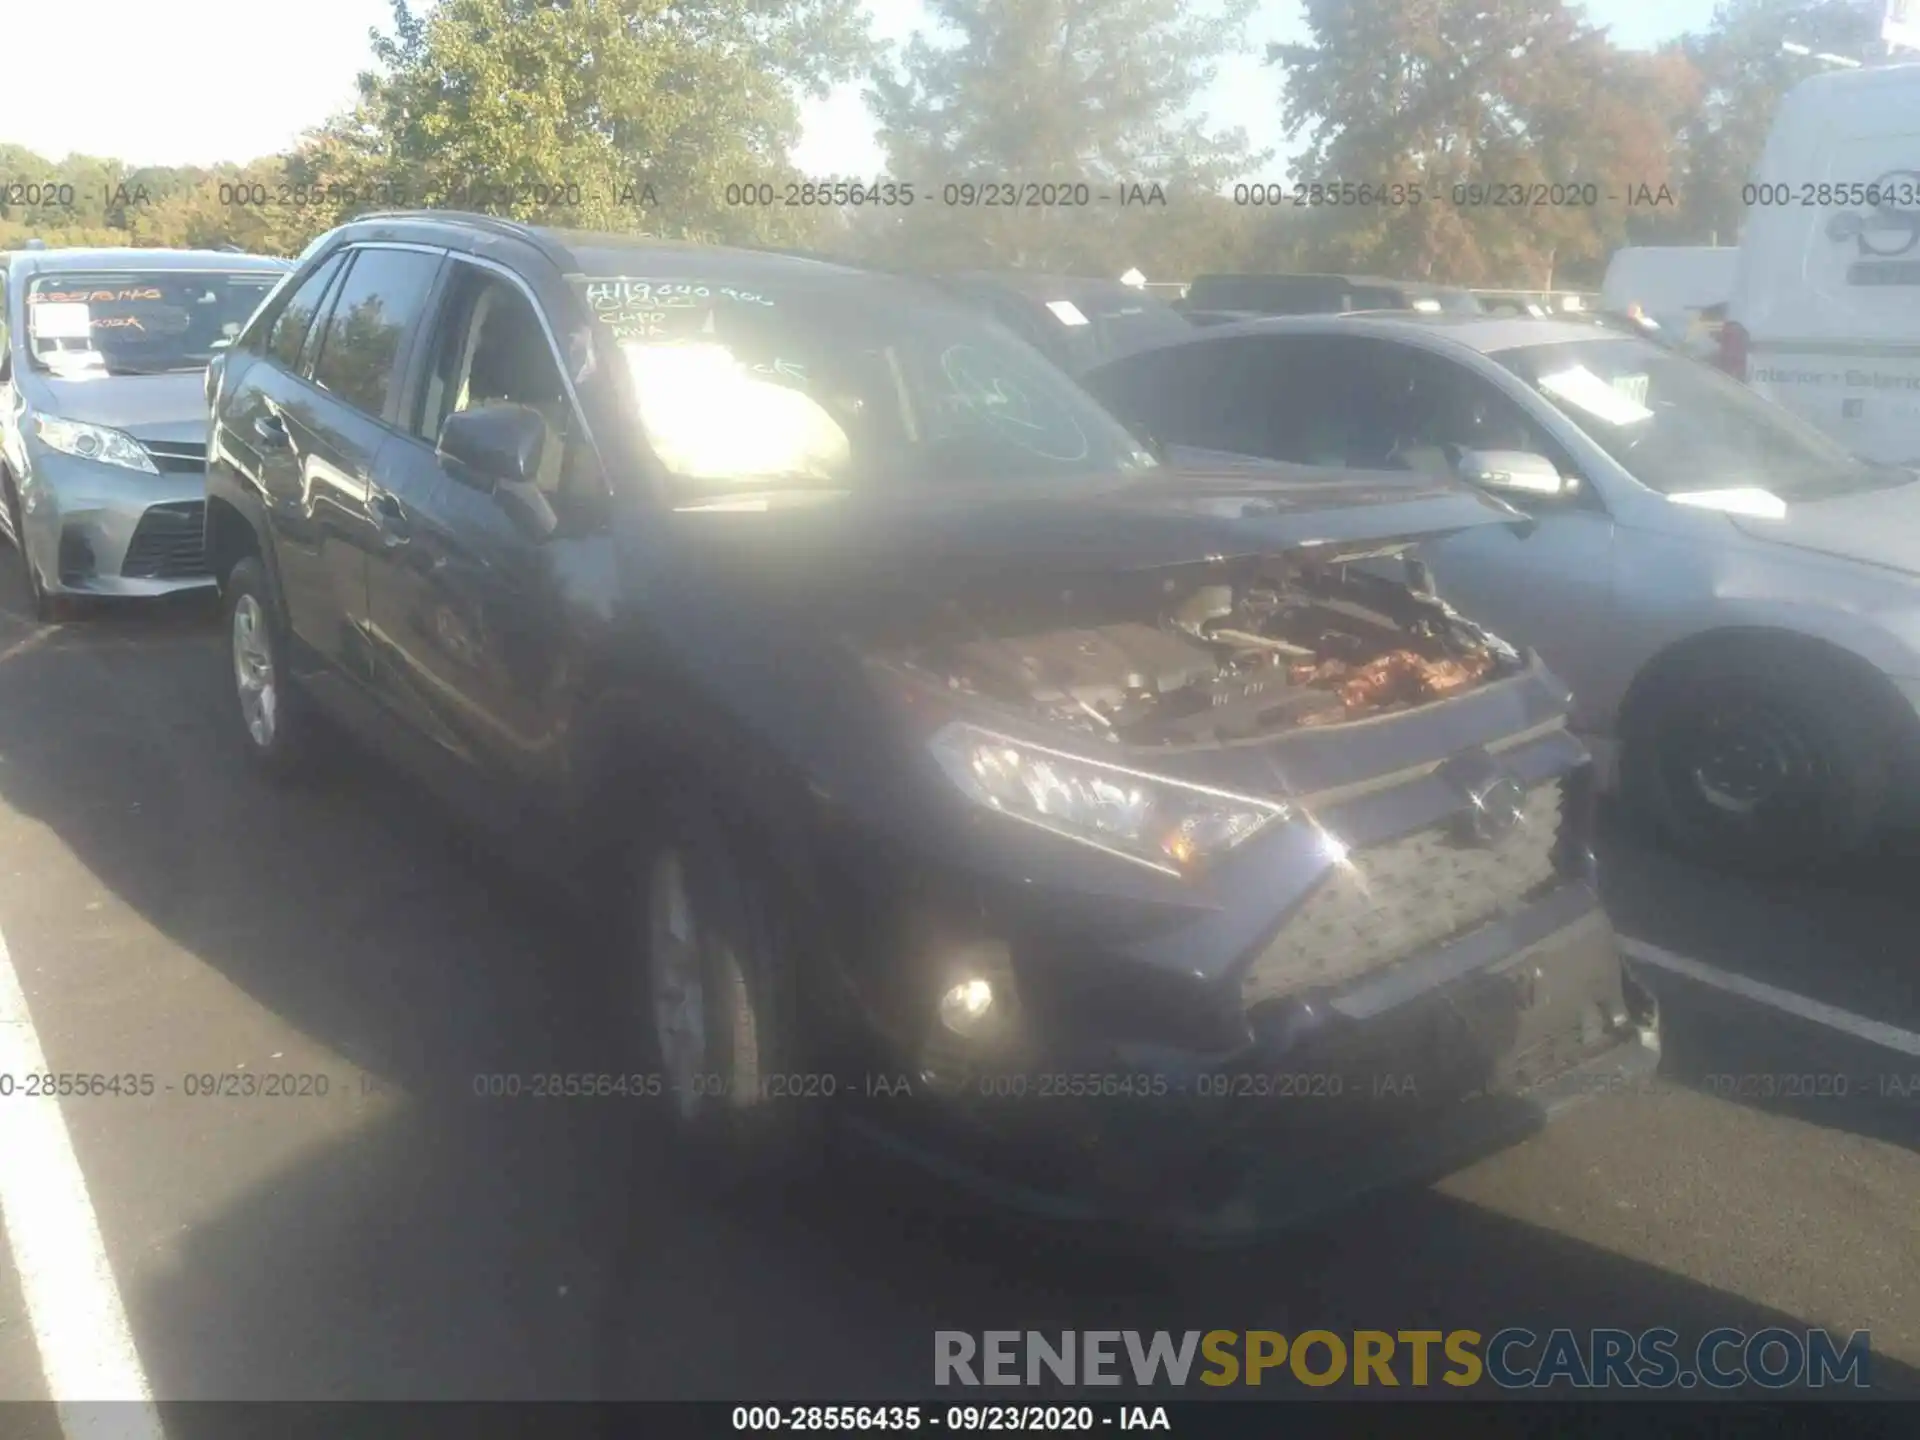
[
  {"left": 1271, "top": 0, "right": 1696, "bottom": 286},
  {"left": 865, "top": 0, "right": 1266, "bottom": 273},
  {"left": 1522, "top": 41, "right": 1702, "bottom": 281},
  {"left": 312, "top": 0, "right": 876, "bottom": 243},
  {"left": 1670, "top": 0, "right": 1882, "bottom": 246}
]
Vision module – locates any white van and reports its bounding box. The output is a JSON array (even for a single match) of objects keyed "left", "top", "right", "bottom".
[
  {"left": 1600, "top": 246, "right": 1737, "bottom": 348},
  {"left": 1722, "top": 62, "right": 1920, "bottom": 465}
]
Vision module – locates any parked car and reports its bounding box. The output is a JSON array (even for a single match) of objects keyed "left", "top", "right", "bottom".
[
  {"left": 1084, "top": 312, "right": 1920, "bottom": 870},
  {"left": 1723, "top": 61, "right": 1920, "bottom": 464},
  {"left": 1174, "top": 272, "right": 1485, "bottom": 328},
  {"left": 205, "top": 212, "right": 1656, "bottom": 1236},
  {"left": 930, "top": 272, "right": 1194, "bottom": 375},
  {"left": 0, "top": 247, "right": 292, "bottom": 619}
]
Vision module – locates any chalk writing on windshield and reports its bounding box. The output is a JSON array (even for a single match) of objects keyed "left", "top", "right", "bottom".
[
  {"left": 583, "top": 278, "right": 774, "bottom": 311},
  {"left": 938, "top": 343, "right": 1091, "bottom": 463},
  {"left": 608, "top": 316, "right": 671, "bottom": 341},
  {"left": 750, "top": 359, "right": 808, "bottom": 382}
]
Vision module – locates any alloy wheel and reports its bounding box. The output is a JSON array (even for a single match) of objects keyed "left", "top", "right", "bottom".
[
  {"left": 232, "top": 593, "right": 278, "bottom": 748},
  {"left": 648, "top": 848, "right": 711, "bottom": 1121}
]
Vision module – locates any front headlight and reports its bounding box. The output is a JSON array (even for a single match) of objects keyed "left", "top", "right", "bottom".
[
  {"left": 33, "top": 416, "right": 159, "bottom": 474},
  {"left": 928, "top": 720, "right": 1287, "bottom": 875}
]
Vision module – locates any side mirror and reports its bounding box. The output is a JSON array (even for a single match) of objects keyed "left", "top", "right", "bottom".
[
  {"left": 495, "top": 475, "right": 559, "bottom": 542},
  {"left": 1451, "top": 447, "right": 1576, "bottom": 500},
  {"left": 436, "top": 403, "right": 545, "bottom": 494}
]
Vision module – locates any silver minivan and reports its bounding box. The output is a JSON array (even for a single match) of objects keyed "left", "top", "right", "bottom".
[{"left": 0, "top": 247, "right": 290, "bottom": 619}]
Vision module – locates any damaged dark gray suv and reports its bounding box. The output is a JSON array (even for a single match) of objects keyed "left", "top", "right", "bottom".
[{"left": 205, "top": 213, "right": 1658, "bottom": 1238}]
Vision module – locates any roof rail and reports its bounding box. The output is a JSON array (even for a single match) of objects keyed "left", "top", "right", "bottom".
[
  {"left": 350, "top": 209, "right": 575, "bottom": 269},
  {"left": 731, "top": 241, "right": 907, "bottom": 275}
]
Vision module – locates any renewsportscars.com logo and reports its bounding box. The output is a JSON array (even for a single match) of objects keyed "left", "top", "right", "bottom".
[{"left": 935, "top": 1328, "right": 1873, "bottom": 1391}]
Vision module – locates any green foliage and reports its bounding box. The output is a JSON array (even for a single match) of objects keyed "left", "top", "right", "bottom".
[
  {"left": 0, "top": 0, "right": 1891, "bottom": 289},
  {"left": 861, "top": 0, "right": 1266, "bottom": 275},
  {"left": 332, "top": 0, "right": 877, "bottom": 242},
  {"left": 2, "top": 0, "right": 876, "bottom": 254},
  {"left": 1271, "top": 0, "right": 1700, "bottom": 287}
]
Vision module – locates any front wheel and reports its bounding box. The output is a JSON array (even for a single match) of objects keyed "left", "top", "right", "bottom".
[
  {"left": 623, "top": 792, "right": 824, "bottom": 1183},
  {"left": 1623, "top": 647, "right": 1896, "bottom": 872},
  {"left": 223, "top": 556, "right": 318, "bottom": 780}
]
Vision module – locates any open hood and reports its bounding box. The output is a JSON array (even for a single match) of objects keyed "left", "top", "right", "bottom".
[
  {"left": 664, "top": 462, "right": 1532, "bottom": 588},
  {"left": 650, "top": 462, "right": 1533, "bottom": 747}
]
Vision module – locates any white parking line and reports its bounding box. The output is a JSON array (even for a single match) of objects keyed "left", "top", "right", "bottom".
[
  {"left": 0, "top": 922, "right": 166, "bottom": 1438},
  {"left": 1621, "top": 935, "right": 1920, "bottom": 1059},
  {"left": 0, "top": 626, "right": 60, "bottom": 667}
]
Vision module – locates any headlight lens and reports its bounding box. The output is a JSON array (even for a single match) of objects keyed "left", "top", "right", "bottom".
[
  {"left": 928, "top": 721, "right": 1286, "bottom": 874},
  {"left": 33, "top": 416, "right": 159, "bottom": 473}
]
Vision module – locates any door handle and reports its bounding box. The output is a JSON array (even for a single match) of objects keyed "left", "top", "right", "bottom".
[
  {"left": 253, "top": 413, "right": 290, "bottom": 447},
  {"left": 369, "top": 489, "right": 411, "bottom": 545}
]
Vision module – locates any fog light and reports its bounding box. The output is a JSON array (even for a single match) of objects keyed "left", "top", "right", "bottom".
[{"left": 938, "top": 978, "right": 996, "bottom": 1036}]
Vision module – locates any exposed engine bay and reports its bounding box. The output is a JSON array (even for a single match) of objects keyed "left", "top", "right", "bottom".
[{"left": 911, "top": 554, "right": 1521, "bottom": 745}]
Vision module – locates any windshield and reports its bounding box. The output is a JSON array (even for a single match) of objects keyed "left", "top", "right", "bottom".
[
  {"left": 25, "top": 269, "right": 284, "bottom": 376},
  {"left": 1492, "top": 336, "right": 1909, "bottom": 502},
  {"left": 576, "top": 274, "right": 1157, "bottom": 494}
]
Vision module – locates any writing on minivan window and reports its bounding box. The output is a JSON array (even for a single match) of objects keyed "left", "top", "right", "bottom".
[
  {"left": 31, "top": 287, "right": 163, "bottom": 304},
  {"left": 23, "top": 270, "right": 282, "bottom": 375}
]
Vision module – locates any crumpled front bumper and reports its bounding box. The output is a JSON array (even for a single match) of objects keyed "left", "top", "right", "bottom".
[{"left": 845, "top": 901, "right": 1660, "bottom": 1243}]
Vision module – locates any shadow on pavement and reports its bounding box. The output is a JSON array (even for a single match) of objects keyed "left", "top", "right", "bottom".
[
  {"left": 0, "top": 548, "right": 1913, "bottom": 1404},
  {"left": 1595, "top": 808, "right": 1920, "bottom": 1034},
  {"left": 124, "top": 1099, "right": 1920, "bottom": 1405}
]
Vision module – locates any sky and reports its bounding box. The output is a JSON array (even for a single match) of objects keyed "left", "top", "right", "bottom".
[{"left": 0, "top": 0, "right": 1726, "bottom": 180}]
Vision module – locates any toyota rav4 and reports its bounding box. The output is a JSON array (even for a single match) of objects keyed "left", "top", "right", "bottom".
[{"left": 204, "top": 213, "right": 1659, "bottom": 1238}]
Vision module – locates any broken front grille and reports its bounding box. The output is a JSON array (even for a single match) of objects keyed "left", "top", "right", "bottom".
[
  {"left": 121, "top": 501, "right": 208, "bottom": 580},
  {"left": 1242, "top": 779, "right": 1565, "bottom": 1005}
]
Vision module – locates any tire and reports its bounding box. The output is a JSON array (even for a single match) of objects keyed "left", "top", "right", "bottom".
[
  {"left": 2, "top": 474, "right": 62, "bottom": 624},
  {"left": 223, "top": 555, "right": 317, "bottom": 780},
  {"left": 1621, "top": 644, "right": 1896, "bottom": 872},
  {"left": 621, "top": 784, "right": 824, "bottom": 1184}
]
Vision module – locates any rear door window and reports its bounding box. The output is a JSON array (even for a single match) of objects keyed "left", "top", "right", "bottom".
[{"left": 309, "top": 247, "right": 444, "bottom": 421}]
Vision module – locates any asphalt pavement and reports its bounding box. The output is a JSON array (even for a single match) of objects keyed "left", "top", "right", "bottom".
[{"left": 0, "top": 557, "right": 1915, "bottom": 1416}]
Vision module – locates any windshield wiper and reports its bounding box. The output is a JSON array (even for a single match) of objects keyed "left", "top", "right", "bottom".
[{"left": 105, "top": 362, "right": 207, "bottom": 376}]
